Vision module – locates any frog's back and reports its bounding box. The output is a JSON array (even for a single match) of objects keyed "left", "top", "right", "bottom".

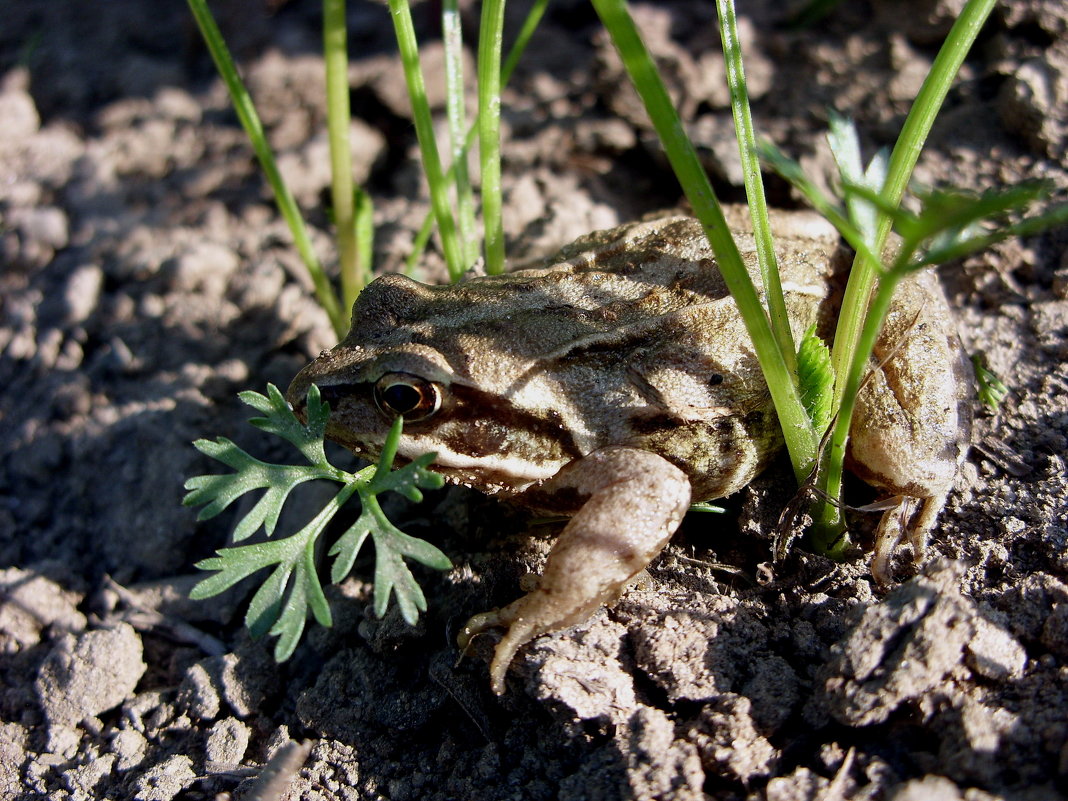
[{"left": 502, "top": 211, "right": 841, "bottom": 501}]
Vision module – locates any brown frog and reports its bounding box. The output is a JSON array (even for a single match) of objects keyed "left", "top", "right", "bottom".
[{"left": 286, "top": 207, "right": 973, "bottom": 694}]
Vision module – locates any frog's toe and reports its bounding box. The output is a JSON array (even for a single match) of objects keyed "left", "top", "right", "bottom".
[
  {"left": 488, "top": 615, "right": 535, "bottom": 695},
  {"left": 870, "top": 492, "right": 948, "bottom": 586},
  {"left": 457, "top": 609, "right": 504, "bottom": 653}
]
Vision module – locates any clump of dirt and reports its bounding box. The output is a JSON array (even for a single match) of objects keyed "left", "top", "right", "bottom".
[{"left": 2, "top": 1, "right": 1067, "bottom": 799}]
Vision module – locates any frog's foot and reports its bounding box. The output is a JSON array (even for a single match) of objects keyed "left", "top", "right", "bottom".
[
  {"left": 457, "top": 609, "right": 504, "bottom": 655},
  {"left": 870, "top": 492, "right": 948, "bottom": 586},
  {"left": 470, "top": 447, "right": 691, "bottom": 695}
]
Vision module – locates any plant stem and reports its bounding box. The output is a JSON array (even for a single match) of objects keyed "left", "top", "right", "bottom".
[
  {"left": 715, "top": 0, "right": 796, "bottom": 376},
  {"left": 388, "top": 0, "right": 465, "bottom": 281},
  {"left": 404, "top": 0, "right": 548, "bottom": 277},
  {"left": 323, "top": 0, "right": 364, "bottom": 315},
  {"left": 187, "top": 0, "right": 346, "bottom": 336},
  {"left": 830, "top": 0, "right": 996, "bottom": 408},
  {"left": 818, "top": 0, "right": 997, "bottom": 539},
  {"left": 478, "top": 0, "right": 507, "bottom": 275},
  {"left": 443, "top": 0, "right": 479, "bottom": 270},
  {"left": 502, "top": 0, "right": 549, "bottom": 85},
  {"left": 592, "top": 0, "right": 817, "bottom": 482}
]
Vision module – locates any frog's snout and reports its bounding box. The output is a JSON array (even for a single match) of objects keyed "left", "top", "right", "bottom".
[{"left": 286, "top": 368, "right": 313, "bottom": 421}]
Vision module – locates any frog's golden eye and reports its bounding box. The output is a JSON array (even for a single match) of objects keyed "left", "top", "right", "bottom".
[{"left": 373, "top": 372, "right": 442, "bottom": 422}]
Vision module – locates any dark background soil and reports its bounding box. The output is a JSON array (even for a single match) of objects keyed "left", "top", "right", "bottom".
[{"left": 2, "top": 1, "right": 1067, "bottom": 799}]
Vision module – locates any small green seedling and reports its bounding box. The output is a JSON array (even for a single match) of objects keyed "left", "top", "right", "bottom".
[
  {"left": 184, "top": 385, "right": 450, "bottom": 661},
  {"left": 972, "top": 354, "right": 1008, "bottom": 412}
]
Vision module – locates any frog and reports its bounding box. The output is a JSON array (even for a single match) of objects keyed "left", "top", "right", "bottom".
[{"left": 286, "top": 206, "right": 973, "bottom": 695}]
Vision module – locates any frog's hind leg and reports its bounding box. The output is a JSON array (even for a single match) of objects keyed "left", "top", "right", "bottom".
[
  {"left": 870, "top": 491, "right": 948, "bottom": 586},
  {"left": 460, "top": 446, "right": 691, "bottom": 694},
  {"left": 847, "top": 270, "right": 972, "bottom": 586}
]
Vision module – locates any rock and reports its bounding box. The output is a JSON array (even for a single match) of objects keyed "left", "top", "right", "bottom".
[
  {"left": 61, "top": 747, "right": 117, "bottom": 797},
  {"left": 619, "top": 706, "right": 704, "bottom": 801},
  {"left": 204, "top": 717, "right": 251, "bottom": 770},
  {"left": 0, "top": 75, "right": 40, "bottom": 141},
  {"left": 5, "top": 205, "right": 70, "bottom": 268},
  {"left": 630, "top": 595, "right": 767, "bottom": 703},
  {"left": 0, "top": 567, "right": 86, "bottom": 651},
  {"left": 35, "top": 623, "right": 146, "bottom": 729},
  {"left": 1041, "top": 603, "right": 1068, "bottom": 660},
  {"left": 765, "top": 767, "right": 829, "bottom": 801},
  {"left": 110, "top": 726, "right": 150, "bottom": 772},
  {"left": 0, "top": 723, "right": 27, "bottom": 800},
  {"left": 179, "top": 643, "right": 276, "bottom": 722},
  {"left": 133, "top": 754, "right": 196, "bottom": 801},
  {"left": 163, "top": 241, "right": 239, "bottom": 296},
  {"left": 818, "top": 562, "right": 977, "bottom": 726},
  {"left": 687, "top": 694, "right": 777, "bottom": 783},
  {"left": 527, "top": 617, "right": 637, "bottom": 724},
  {"left": 890, "top": 774, "right": 966, "bottom": 801},
  {"left": 965, "top": 616, "right": 1027, "bottom": 680},
  {"left": 63, "top": 264, "right": 105, "bottom": 326},
  {"left": 997, "top": 44, "right": 1068, "bottom": 158}
]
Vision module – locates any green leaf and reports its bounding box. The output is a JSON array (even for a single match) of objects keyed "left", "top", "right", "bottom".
[
  {"left": 362, "top": 494, "right": 453, "bottom": 624},
  {"left": 972, "top": 354, "right": 1009, "bottom": 412},
  {"left": 270, "top": 581, "right": 308, "bottom": 662},
  {"left": 184, "top": 456, "right": 329, "bottom": 538},
  {"left": 797, "top": 324, "right": 835, "bottom": 435},
  {"left": 241, "top": 383, "right": 329, "bottom": 466},
  {"left": 186, "top": 385, "right": 451, "bottom": 661},
  {"left": 327, "top": 509, "right": 374, "bottom": 584},
  {"left": 759, "top": 140, "right": 883, "bottom": 270},
  {"left": 246, "top": 558, "right": 292, "bottom": 638},
  {"left": 827, "top": 112, "right": 885, "bottom": 251},
  {"left": 367, "top": 416, "right": 445, "bottom": 500},
  {"left": 688, "top": 502, "right": 727, "bottom": 514},
  {"left": 190, "top": 539, "right": 287, "bottom": 600}
]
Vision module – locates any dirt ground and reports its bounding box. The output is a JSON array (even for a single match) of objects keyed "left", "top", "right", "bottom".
[{"left": 2, "top": 1, "right": 1067, "bottom": 799}]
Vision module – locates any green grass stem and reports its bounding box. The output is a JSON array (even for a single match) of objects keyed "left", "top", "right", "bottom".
[
  {"left": 187, "top": 0, "right": 346, "bottom": 336},
  {"left": 404, "top": 0, "right": 548, "bottom": 277},
  {"left": 323, "top": 0, "right": 367, "bottom": 314},
  {"left": 830, "top": 0, "right": 997, "bottom": 408},
  {"left": 715, "top": 0, "right": 796, "bottom": 376},
  {"left": 502, "top": 0, "right": 550, "bottom": 85},
  {"left": 443, "top": 0, "right": 479, "bottom": 270},
  {"left": 592, "top": 0, "right": 817, "bottom": 483},
  {"left": 478, "top": 0, "right": 507, "bottom": 275},
  {"left": 388, "top": 0, "right": 465, "bottom": 281},
  {"left": 816, "top": 0, "right": 998, "bottom": 544}
]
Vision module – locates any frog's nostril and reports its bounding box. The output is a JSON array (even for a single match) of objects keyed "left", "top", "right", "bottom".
[{"left": 285, "top": 373, "right": 311, "bottom": 412}]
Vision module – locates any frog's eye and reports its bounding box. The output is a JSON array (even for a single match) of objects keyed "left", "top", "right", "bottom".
[{"left": 373, "top": 372, "right": 442, "bottom": 422}]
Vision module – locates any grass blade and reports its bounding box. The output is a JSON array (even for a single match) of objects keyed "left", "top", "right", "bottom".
[
  {"left": 404, "top": 0, "right": 549, "bottom": 277},
  {"left": 323, "top": 0, "right": 367, "bottom": 314},
  {"left": 715, "top": 0, "right": 795, "bottom": 375},
  {"left": 443, "top": 0, "right": 479, "bottom": 269},
  {"left": 387, "top": 0, "right": 465, "bottom": 281},
  {"left": 592, "top": 0, "right": 817, "bottom": 482},
  {"left": 817, "top": 0, "right": 1000, "bottom": 544},
  {"left": 186, "top": 0, "right": 346, "bottom": 336},
  {"left": 478, "top": 0, "right": 507, "bottom": 275},
  {"left": 829, "top": 0, "right": 998, "bottom": 408}
]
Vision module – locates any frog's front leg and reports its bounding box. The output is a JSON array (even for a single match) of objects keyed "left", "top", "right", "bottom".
[{"left": 460, "top": 446, "right": 691, "bottom": 694}]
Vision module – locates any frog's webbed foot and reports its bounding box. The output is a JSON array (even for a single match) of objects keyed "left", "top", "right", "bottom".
[
  {"left": 870, "top": 492, "right": 948, "bottom": 587},
  {"left": 460, "top": 446, "right": 691, "bottom": 695}
]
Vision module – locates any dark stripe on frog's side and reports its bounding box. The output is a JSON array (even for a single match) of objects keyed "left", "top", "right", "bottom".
[{"left": 407, "top": 383, "right": 584, "bottom": 465}]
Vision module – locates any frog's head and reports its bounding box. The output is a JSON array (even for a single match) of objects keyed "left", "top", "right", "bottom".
[{"left": 286, "top": 274, "right": 580, "bottom": 495}]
